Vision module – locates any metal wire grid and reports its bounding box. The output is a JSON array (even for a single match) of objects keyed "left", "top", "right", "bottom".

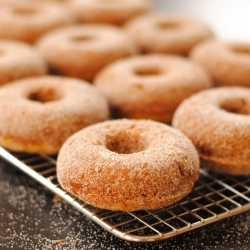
[{"left": 1, "top": 146, "right": 250, "bottom": 242}]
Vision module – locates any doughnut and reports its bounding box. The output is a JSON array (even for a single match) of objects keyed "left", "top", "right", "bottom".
[
  {"left": 125, "top": 12, "right": 214, "bottom": 56},
  {"left": 68, "top": 0, "right": 151, "bottom": 26},
  {"left": 0, "top": 1, "right": 75, "bottom": 44},
  {"left": 190, "top": 40, "right": 250, "bottom": 87},
  {"left": 94, "top": 54, "right": 212, "bottom": 122},
  {"left": 0, "top": 76, "right": 109, "bottom": 154},
  {"left": 0, "top": 0, "right": 70, "bottom": 3},
  {"left": 36, "top": 24, "right": 138, "bottom": 81},
  {"left": 57, "top": 119, "right": 200, "bottom": 211},
  {"left": 172, "top": 86, "right": 250, "bottom": 175},
  {"left": 0, "top": 39, "right": 47, "bottom": 86}
]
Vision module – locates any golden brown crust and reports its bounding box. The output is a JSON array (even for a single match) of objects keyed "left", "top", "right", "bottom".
[
  {"left": 68, "top": 0, "right": 151, "bottom": 26},
  {"left": 125, "top": 12, "right": 214, "bottom": 55},
  {"left": 0, "top": 39, "right": 47, "bottom": 86},
  {"left": 0, "top": 1, "right": 75, "bottom": 43},
  {"left": 190, "top": 40, "right": 250, "bottom": 87},
  {"left": 36, "top": 24, "right": 138, "bottom": 81},
  {"left": 0, "top": 76, "right": 110, "bottom": 154},
  {"left": 94, "top": 54, "right": 212, "bottom": 122},
  {"left": 172, "top": 86, "right": 250, "bottom": 175},
  {"left": 57, "top": 119, "right": 200, "bottom": 211}
]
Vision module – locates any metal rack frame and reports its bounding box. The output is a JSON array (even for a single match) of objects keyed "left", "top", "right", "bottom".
[{"left": 1, "top": 146, "right": 250, "bottom": 242}]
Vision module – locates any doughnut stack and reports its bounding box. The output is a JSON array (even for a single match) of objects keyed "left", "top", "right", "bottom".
[{"left": 0, "top": 0, "right": 249, "bottom": 212}]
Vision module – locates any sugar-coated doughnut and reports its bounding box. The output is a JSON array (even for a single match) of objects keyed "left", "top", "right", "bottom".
[
  {"left": 57, "top": 119, "right": 200, "bottom": 211},
  {"left": 125, "top": 13, "right": 214, "bottom": 55},
  {"left": 0, "top": 1, "right": 74, "bottom": 43},
  {"left": 0, "top": 76, "right": 109, "bottom": 154},
  {"left": 68, "top": 0, "right": 151, "bottom": 26},
  {"left": 172, "top": 87, "right": 250, "bottom": 175},
  {"left": 0, "top": 39, "right": 47, "bottom": 86},
  {"left": 190, "top": 40, "right": 250, "bottom": 87},
  {"left": 94, "top": 54, "right": 212, "bottom": 122},
  {"left": 0, "top": 0, "right": 70, "bottom": 3},
  {"left": 36, "top": 24, "right": 138, "bottom": 81}
]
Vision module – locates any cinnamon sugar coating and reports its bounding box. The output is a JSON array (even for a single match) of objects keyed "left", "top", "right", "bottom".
[
  {"left": 57, "top": 119, "right": 200, "bottom": 211},
  {"left": 190, "top": 40, "right": 250, "bottom": 87},
  {"left": 68, "top": 0, "right": 151, "bottom": 26},
  {"left": 36, "top": 24, "right": 138, "bottom": 81},
  {"left": 94, "top": 54, "right": 212, "bottom": 122},
  {"left": 0, "top": 1, "right": 75, "bottom": 44},
  {"left": 125, "top": 12, "right": 214, "bottom": 56},
  {"left": 172, "top": 87, "right": 250, "bottom": 175},
  {"left": 0, "top": 39, "right": 47, "bottom": 86},
  {"left": 0, "top": 76, "right": 109, "bottom": 154}
]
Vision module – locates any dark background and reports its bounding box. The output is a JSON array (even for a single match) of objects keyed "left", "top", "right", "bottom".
[{"left": 1, "top": 159, "right": 250, "bottom": 250}]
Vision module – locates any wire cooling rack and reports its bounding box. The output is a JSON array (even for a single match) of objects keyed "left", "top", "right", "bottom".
[{"left": 1, "top": 146, "right": 250, "bottom": 242}]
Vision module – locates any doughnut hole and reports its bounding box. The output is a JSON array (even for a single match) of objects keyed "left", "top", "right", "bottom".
[
  {"left": 98, "top": 0, "right": 116, "bottom": 2},
  {"left": 106, "top": 130, "right": 146, "bottom": 154},
  {"left": 220, "top": 97, "right": 250, "bottom": 115},
  {"left": 70, "top": 35, "right": 94, "bottom": 43},
  {"left": 95, "top": 0, "right": 116, "bottom": 5},
  {"left": 230, "top": 44, "right": 250, "bottom": 56},
  {"left": 12, "top": 7, "right": 39, "bottom": 16},
  {"left": 157, "top": 20, "right": 180, "bottom": 30},
  {"left": 27, "top": 87, "right": 62, "bottom": 103},
  {"left": 133, "top": 66, "right": 163, "bottom": 77}
]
